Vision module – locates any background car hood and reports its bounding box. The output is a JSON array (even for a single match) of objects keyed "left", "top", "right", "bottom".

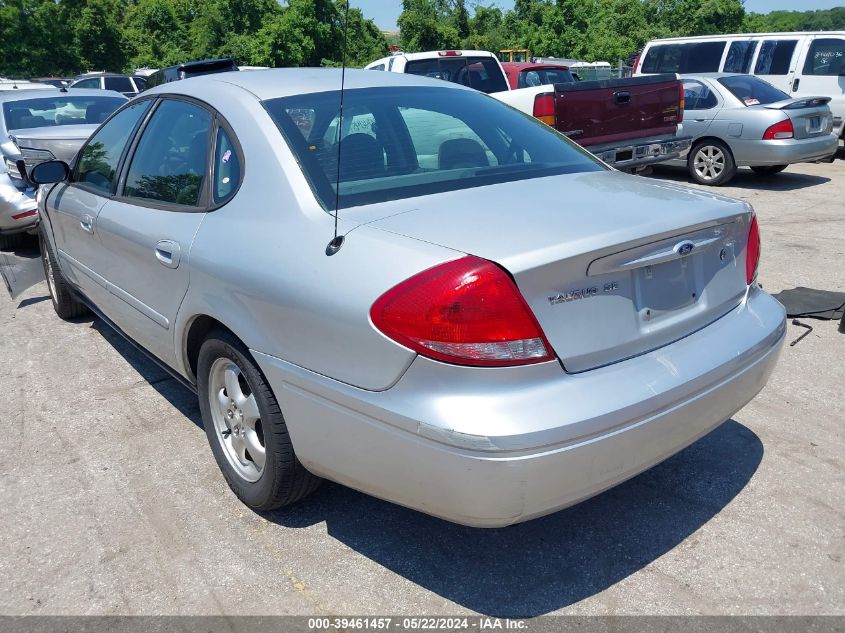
[{"left": 9, "top": 124, "right": 99, "bottom": 162}]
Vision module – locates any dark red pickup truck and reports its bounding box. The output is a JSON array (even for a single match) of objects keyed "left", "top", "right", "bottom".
[{"left": 502, "top": 62, "right": 691, "bottom": 171}]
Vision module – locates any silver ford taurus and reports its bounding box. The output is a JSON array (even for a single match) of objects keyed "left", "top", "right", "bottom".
[{"left": 33, "top": 69, "right": 786, "bottom": 527}]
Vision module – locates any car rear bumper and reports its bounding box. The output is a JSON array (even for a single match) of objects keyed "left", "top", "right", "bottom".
[
  {"left": 589, "top": 136, "right": 692, "bottom": 170},
  {"left": 0, "top": 173, "right": 37, "bottom": 233},
  {"left": 254, "top": 286, "right": 786, "bottom": 527},
  {"left": 734, "top": 134, "right": 839, "bottom": 166}
]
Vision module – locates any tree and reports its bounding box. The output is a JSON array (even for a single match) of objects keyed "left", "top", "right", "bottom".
[{"left": 74, "top": 0, "right": 127, "bottom": 71}]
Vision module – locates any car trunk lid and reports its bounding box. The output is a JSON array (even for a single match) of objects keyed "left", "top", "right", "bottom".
[
  {"left": 363, "top": 170, "right": 753, "bottom": 372},
  {"left": 763, "top": 96, "right": 834, "bottom": 139},
  {"left": 9, "top": 123, "right": 98, "bottom": 164}
]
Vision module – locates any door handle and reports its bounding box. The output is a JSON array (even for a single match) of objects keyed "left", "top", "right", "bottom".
[
  {"left": 155, "top": 240, "right": 181, "bottom": 269},
  {"left": 792, "top": 78, "right": 800, "bottom": 92},
  {"left": 694, "top": 118, "right": 706, "bottom": 122},
  {"left": 80, "top": 214, "right": 94, "bottom": 233},
  {"left": 614, "top": 91, "right": 631, "bottom": 105}
]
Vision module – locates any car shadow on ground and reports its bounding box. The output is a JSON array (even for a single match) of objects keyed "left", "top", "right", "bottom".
[
  {"left": 266, "top": 419, "right": 762, "bottom": 617},
  {"left": 89, "top": 318, "right": 203, "bottom": 429},
  {"left": 650, "top": 165, "right": 831, "bottom": 192},
  {"left": 69, "top": 284, "right": 763, "bottom": 618}
]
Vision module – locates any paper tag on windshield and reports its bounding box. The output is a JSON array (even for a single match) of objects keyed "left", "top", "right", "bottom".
[
  {"left": 222, "top": 150, "right": 232, "bottom": 163},
  {"left": 744, "top": 98, "right": 760, "bottom": 106}
]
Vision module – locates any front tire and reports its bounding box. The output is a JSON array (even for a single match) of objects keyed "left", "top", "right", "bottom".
[
  {"left": 39, "top": 229, "right": 89, "bottom": 319},
  {"left": 751, "top": 165, "right": 787, "bottom": 176},
  {"left": 197, "top": 329, "right": 321, "bottom": 511},
  {"left": 688, "top": 140, "right": 736, "bottom": 186}
]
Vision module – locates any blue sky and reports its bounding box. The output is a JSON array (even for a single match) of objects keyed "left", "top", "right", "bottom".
[{"left": 355, "top": 1, "right": 845, "bottom": 30}]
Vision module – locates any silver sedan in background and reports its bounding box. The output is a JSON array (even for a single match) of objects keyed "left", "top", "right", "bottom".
[
  {"left": 0, "top": 89, "right": 126, "bottom": 249},
  {"left": 33, "top": 69, "right": 785, "bottom": 527},
  {"left": 664, "top": 73, "right": 838, "bottom": 185}
]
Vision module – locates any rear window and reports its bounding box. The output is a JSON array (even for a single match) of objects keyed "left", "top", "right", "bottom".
[
  {"left": 264, "top": 86, "right": 603, "bottom": 210},
  {"left": 517, "top": 68, "right": 575, "bottom": 88},
  {"left": 642, "top": 41, "right": 726, "bottom": 74},
  {"left": 755, "top": 40, "right": 798, "bottom": 75},
  {"left": 404, "top": 56, "right": 508, "bottom": 94},
  {"left": 718, "top": 75, "right": 789, "bottom": 106},
  {"left": 104, "top": 76, "right": 134, "bottom": 93},
  {"left": 2, "top": 95, "right": 126, "bottom": 130}
]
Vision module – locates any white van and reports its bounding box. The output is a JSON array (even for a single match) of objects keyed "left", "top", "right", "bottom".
[{"left": 634, "top": 32, "right": 845, "bottom": 138}]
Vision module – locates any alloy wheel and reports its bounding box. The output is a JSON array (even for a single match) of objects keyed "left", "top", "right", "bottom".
[
  {"left": 693, "top": 145, "right": 726, "bottom": 182},
  {"left": 208, "top": 357, "right": 266, "bottom": 482}
]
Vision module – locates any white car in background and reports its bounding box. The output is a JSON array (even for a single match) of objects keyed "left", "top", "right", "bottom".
[{"left": 635, "top": 31, "right": 845, "bottom": 141}]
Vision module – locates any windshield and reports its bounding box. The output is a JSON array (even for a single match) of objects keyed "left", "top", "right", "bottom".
[
  {"left": 718, "top": 75, "right": 790, "bottom": 106},
  {"left": 404, "top": 57, "right": 508, "bottom": 94},
  {"left": 265, "top": 86, "right": 604, "bottom": 210},
  {"left": 2, "top": 95, "right": 125, "bottom": 131}
]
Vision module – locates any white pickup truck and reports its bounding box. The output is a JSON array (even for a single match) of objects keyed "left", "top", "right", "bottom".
[{"left": 366, "top": 50, "right": 691, "bottom": 171}]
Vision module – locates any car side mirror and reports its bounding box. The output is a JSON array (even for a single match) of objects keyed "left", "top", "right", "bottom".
[{"left": 30, "top": 160, "right": 69, "bottom": 184}]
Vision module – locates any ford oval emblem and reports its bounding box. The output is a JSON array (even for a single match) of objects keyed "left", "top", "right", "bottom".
[{"left": 675, "top": 241, "right": 695, "bottom": 257}]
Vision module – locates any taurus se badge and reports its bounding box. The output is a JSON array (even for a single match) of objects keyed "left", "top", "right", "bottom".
[{"left": 548, "top": 281, "right": 619, "bottom": 305}]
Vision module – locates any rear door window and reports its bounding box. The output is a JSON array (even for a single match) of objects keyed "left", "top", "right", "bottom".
[
  {"left": 404, "top": 56, "right": 507, "bottom": 93},
  {"left": 755, "top": 40, "right": 798, "bottom": 75},
  {"left": 76, "top": 100, "right": 152, "bottom": 195},
  {"left": 73, "top": 78, "right": 100, "bottom": 89},
  {"left": 802, "top": 38, "right": 845, "bottom": 76},
  {"left": 724, "top": 41, "right": 757, "bottom": 73},
  {"left": 123, "top": 99, "right": 212, "bottom": 207},
  {"left": 683, "top": 80, "right": 719, "bottom": 110}
]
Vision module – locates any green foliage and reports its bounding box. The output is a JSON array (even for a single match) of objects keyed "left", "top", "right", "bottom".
[
  {"left": 395, "top": 0, "right": 843, "bottom": 65},
  {"left": 0, "top": 0, "right": 388, "bottom": 77}
]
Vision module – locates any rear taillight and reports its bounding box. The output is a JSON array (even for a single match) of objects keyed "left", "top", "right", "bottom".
[
  {"left": 678, "top": 83, "right": 685, "bottom": 123},
  {"left": 632, "top": 54, "right": 641, "bottom": 75},
  {"left": 533, "top": 92, "right": 555, "bottom": 126},
  {"left": 746, "top": 215, "right": 761, "bottom": 285},
  {"left": 370, "top": 256, "right": 554, "bottom": 367},
  {"left": 763, "top": 118, "right": 793, "bottom": 140}
]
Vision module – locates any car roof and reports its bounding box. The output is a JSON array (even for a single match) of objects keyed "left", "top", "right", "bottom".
[
  {"left": 143, "top": 67, "right": 474, "bottom": 101},
  {"left": 501, "top": 62, "right": 571, "bottom": 71},
  {"left": 0, "top": 88, "right": 127, "bottom": 103},
  {"left": 679, "top": 73, "right": 761, "bottom": 80},
  {"left": 647, "top": 31, "right": 845, "bottom": 44},
  {"left": 73, "top": 72, "right": 131, "bottom": 78}
]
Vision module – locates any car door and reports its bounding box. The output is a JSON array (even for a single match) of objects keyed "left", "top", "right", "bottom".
[
  {"left": 792, "top": 36, "right": 845, "bottom": 136},
  {"left": 90, "top": 97, "right": 215, "bottom": 367},
  {"left": 681, "top": 79, "right": 723, "bottom": 140},
  {"left": 48, "top": 99, "right": 153, "bottom": 306},
  {"left": 752, "top": 37, "right": 800, "bottom": 93}
]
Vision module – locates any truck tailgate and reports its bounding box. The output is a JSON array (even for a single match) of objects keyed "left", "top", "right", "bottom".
[{"left": 554, "top": 74, "right": 682, "bottom": 148}]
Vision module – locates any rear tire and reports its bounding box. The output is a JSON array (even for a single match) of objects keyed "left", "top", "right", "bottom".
[
  {"left": 750, "top": 165, "right": 787, "bottom": 176},
  {"left": 39, "top": 229, "right": 89, "bottom": 319},
  {"left": 688, "top": 140, "right": 736, "bottom": 186},
  {"left": 197, "top": 329, "right": 321, "bottom": 512}
]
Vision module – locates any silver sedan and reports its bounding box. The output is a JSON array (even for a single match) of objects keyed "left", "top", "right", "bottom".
[
  {"left": 0, "top": 89, "right": 126, "bottom": 249},
  {"left": 33, "top": 69, "right": 786, "bottom": 527},
  {"left": 665, "top": 73, "right": 838, "bottom": 185}
]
